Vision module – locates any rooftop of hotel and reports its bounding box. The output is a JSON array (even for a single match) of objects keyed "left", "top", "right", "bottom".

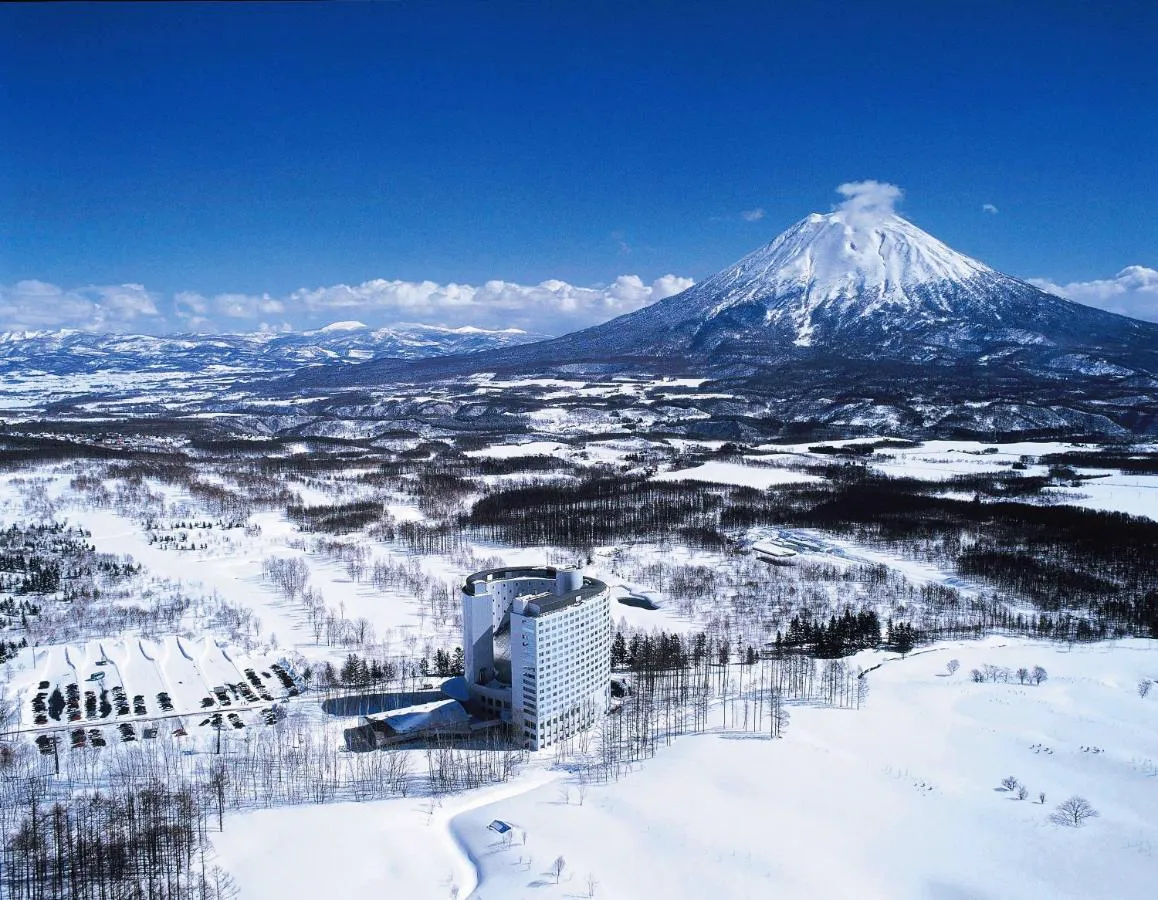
[{"left": 462, "top": 566, "right": 608, "bottom": 616}]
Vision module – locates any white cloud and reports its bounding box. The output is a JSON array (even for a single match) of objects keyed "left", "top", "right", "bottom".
[
  {"left": 833, "top": 180, "right": 903, "bottom": 227},
  {"left": 288, "top": 274, "right": 694, "bottom": 333},
  {"left": 0, "top": 280, "right": 159, "bottom": 332},
  {"left": 174, "top": 290, "right": 286, "bottom": 322},
  {"left": 173, "top": 291, "right": 209, "bottom": 318},
  {"left": 741, "top": 208, "right": 766, "bottom": 222},
  {"left": 1, "top": 273, "right": 695, "bottom": 336},
  {"left": 650, "top": 274, "right": 695, "bottom": 300},
  {"left": 982, "top": 203, "right": 999, "bottom": 215},
  {"left": 1029, "top": 266, "right": 1158, "bottom": 321}
]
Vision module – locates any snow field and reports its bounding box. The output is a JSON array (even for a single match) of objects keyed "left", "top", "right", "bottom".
[
  {"left": 449, "top": 637, "right": 1158, "bottom": 900},
  {"left": 209, "top": 637, "right": 1158, "bottom": 900},
  {"left": 651, "top": 459, "right": 822, "bottom": 489},
  {"left": 216, "top": 765, "right": 561, "bottom": 900},
  {"left": 1045, "top": 472, "right": 1158, "bottom": 521}
]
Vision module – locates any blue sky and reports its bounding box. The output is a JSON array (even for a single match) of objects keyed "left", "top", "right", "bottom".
[{"left": 1, "top": 1, "right": 1155, "bottom": 333}]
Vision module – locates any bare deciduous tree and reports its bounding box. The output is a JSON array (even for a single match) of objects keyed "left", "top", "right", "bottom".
[
  {"left": 1031, "top": 666, "right": 1048, "bottom": 686},
  {"left": 551, "top": 855, "right": 566, "bottom": 884},
  {"left": 1051, "top": 795, "right": 1099, "bottom": 827},
  {"left": 1138, "top": 679, "right": 1153, "bottom": 699},
  {"left": 946, "top": 659, "right": 960, "bottom": 676},
  {"left": 1000, "top": 775, "right": 1019, "bottom": 791}
]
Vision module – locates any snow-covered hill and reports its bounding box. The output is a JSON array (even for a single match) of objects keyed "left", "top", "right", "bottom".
[{"left": 0, "top": 322, "right": 541, "bottom": 376}]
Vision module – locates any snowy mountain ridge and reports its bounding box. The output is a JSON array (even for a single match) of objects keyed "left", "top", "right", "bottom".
[{"left": 0, "top": 322, "right": 542, "bottom": 376}]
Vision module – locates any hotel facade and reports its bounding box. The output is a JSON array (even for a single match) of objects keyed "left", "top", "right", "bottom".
[{"left": 462, "top": 565, "right": 612, "bottom": 750}]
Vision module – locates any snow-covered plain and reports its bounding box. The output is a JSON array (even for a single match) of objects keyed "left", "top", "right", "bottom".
[
  {"left": 652, "top": 459, "right": 822, "bottom": 489},
  {"left": 217, "top": 637, "right": 1158, "bottom": 900},
  {"left": 1045, "top": 472, "right": 1158, "bottom": 521}
]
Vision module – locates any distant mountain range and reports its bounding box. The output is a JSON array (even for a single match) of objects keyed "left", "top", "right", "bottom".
[
  {"left": 0, "top": 322, "right": 542, "bottom": 376},
  {"left": 5, "top": 211, "right": 1157, "bottom": 438}
]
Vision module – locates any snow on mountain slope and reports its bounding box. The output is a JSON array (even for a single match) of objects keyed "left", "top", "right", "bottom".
[
  {"left": 699, "top": 211, "right": 994, "bottom": 346},
  {"left": 470, "top": 210, "right": 1158, "bottom": 372}
]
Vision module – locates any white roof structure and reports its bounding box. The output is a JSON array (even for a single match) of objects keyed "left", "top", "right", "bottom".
[{"left": 370, "top": 698, "right": 469, "bottom": 735}]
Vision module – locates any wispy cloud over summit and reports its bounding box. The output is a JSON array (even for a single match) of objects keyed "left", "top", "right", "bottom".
[{"left": 833, "top": 180, "right": 904, "bottom": 227}]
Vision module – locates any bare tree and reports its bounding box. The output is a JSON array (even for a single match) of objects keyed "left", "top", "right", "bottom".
[
  {"left": 1038, "top": 791, "right": 1046, "bottom": 805},
  {"left": 1031, "top": 666, "right": 1048, "bottom": 686},
  {"left": 551, "top": 855, "right": 566, "bottom": 884},
  {"left": 769, "top": 686, "right": 789, "bottom": 739},
  {"left": 1051, "top": 795, "right": 1099, "bottom": 827},
  {"left": 587, "top": 872, "right": 598, "bottom": 897},
  {"left": 1138, "top": 679, "right": 1153, "bottom": 699},
  {"left": 1016, "top": 785, "right": 1029, "bottom": 801},
  {"left": 1000, "top": 775, "right": 1019, "bottom": 792},
  {"left": 1015, "top": 667, "right": 1029, "bottom": 685},
  {"left": 946, "top": 659, "right": 960, "bottom": 676}
]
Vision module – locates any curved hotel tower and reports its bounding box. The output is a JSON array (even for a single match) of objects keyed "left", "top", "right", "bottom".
[{"left": 462, "top": 565, "right": 612, "bottom": 750}]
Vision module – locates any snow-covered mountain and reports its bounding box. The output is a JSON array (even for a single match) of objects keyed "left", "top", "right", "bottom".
[
  {"left": 317, "top": 211, "right": 1158, "bottom": 384},
  {"left": 509, "top": 211, "right": 1158, "bottom": 371},
  {"left": 294, "top": 211, "right": 1158, "bottom": 437},
  {"left": 0, "top": 322, "right": 541, "bottom": 376}
]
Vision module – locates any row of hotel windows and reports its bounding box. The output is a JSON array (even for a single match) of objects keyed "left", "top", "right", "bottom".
[
  {"left": 526, "top": 681, "right": 607, "bottom": 717},
  {"left": 524, "top": 703, "right": 597, "bottom": 736}
]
